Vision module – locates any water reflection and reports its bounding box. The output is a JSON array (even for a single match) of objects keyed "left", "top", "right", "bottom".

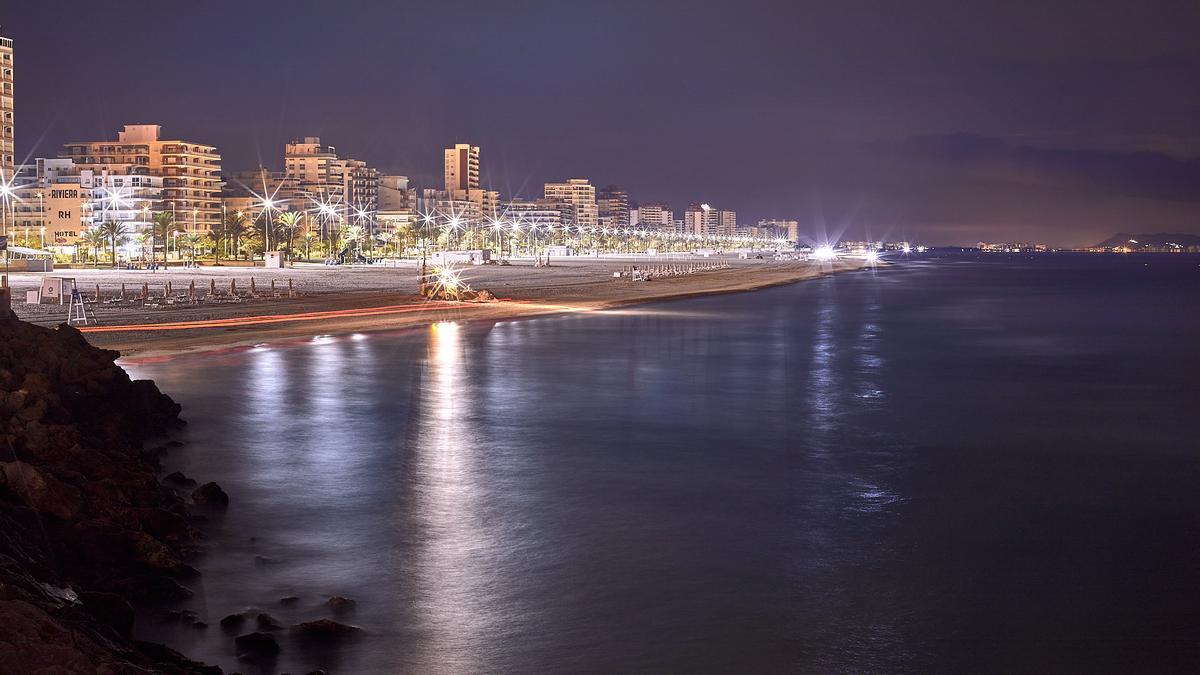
[
  {"left": 807, "top": 279, "right": 841, "bottom": 440},
  {"left": 403, "top": 322, "right": 495, "bottom": 672}
]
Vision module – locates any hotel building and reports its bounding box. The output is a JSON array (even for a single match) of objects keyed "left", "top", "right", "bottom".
[
  {"left": 12, "top": 159, "right": 169, "bottom": 251},
  {"left": 544, "top": 179, "right": 597, "bottom": 230},
  {"left": 1, "top": 34, "right": 13, "bottom": 179},
  {"left": 62, "top": 124, "right": 222, "bottom": 233}
]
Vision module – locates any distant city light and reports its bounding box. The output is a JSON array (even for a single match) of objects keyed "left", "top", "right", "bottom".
[{"left": 814, "top": 245, "right": 837, "bottom": 261}]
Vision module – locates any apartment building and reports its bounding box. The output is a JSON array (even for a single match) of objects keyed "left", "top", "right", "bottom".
[
  {"left": 0, "top": 35, "right": 12, "bottom": 180},
  {"left": 61, "top": 124, "right": 222, "bottom": 232},
  {"left": 597, "top": 184, "right": 630, "bottom": 230},
  {"left": 544, "top": 179, "right": 597, "bottom": 229}
]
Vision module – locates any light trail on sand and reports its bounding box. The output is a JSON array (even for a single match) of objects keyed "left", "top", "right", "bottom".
[{"left": 77, "top": 301, "right": 489, "bottom": 333}]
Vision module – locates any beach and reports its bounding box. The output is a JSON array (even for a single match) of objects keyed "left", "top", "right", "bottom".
[{"left": 6, "top": 255, "right": 871, "bottom": 358}]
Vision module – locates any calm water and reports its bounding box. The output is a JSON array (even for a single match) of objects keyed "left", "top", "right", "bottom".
[{"left": 128, "top": 254, "right": 1200, "bottom": 673}]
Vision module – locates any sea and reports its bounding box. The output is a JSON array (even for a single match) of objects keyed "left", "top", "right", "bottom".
[{"left": 126, "top": 252, "right": 1200, "bottom": 673}]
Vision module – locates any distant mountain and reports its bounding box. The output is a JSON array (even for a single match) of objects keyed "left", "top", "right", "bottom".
[{"left": 1093, "top": 232, "right": 1200, "bottom": 249}]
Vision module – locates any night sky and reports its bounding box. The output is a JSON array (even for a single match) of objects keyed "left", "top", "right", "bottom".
[{"left": 5, "top": 0, "right": 1200, "bottom": 246}]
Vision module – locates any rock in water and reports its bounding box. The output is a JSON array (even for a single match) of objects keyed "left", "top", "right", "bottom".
[
  {"left": 324, "top": 595, "right": 357, "bottom": 613},
  {"left": 235, "top": 631, "right": 281, "bottom": 657},
  {"left": 256, "top": 612, "right": 284, "bottom": 629},
  {"left": 291, "top": 619, "right": 364, "bottom": 641},
  {"left": 164, "top": 470, "right": 197, "bottom": 486},
  {"left": 220, "top": 612, "right": 248, "bottom": 630},
  {"left": 192, "top": 482, "right": 229, "bottom": 507}
]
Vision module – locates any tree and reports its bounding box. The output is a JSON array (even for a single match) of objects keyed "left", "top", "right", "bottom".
[
  {"left": 98, "top": 220, "right": 131, "bottom": 267},
  {"left": 151, "top": 211, "right": 179, "bottom": 266},
  {"left": 180, "top": 233, "right": 203, "bottom": 264},
  {"left": 224, "top": 211, "right": 248, "bottom": 261},
  {"left": 275, "top": 211, "right": 302, "bottom": 261},
  {"left": 81, "top": 227, "right": 108, "bottom": 267},
  {"left": 206, "top": 226, "right": 226, "bottom": 265}
]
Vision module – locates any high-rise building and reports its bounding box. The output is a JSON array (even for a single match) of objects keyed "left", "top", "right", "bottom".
[
  {"left": 503, "top": 198, "right": 569, "bottom": 231},
  {"left": 544, "top": 179, "right": 597, "bottom": 229},
  {"left": 278, "top": 137, "right": 379, "bottom": 233},
  {"left": 282, "top": 136, "right": 347, "bottom": 212},
  {"left": 684, "top": 203, "right": 737, "bottom": 237},
  {"left": 342, "top": 157, "right": 379, "bottom": 215},
  {"left": 758, "top": 219, "right": 799, "bottom": 243},
  {"left": 597, "top": 185, "right": 630, "bottom": 230},
  {"left": 635, "top": 202, "right": 674, "bottom": 232},
  {"left": 1, "top": 34, "right": 12, "bottom": 180},
  {"left": 444, "top": 143, "right": 480, "bottom": 192},
  {"left": 62, "top": 124, "right": 222, "bottom": 232}
]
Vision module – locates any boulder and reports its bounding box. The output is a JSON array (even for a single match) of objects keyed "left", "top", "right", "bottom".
[
  {"left": 256, "top": 612, "right": 283, "bottom": 629},
  {"left": 220, "top": 612, "right": 248, "bottom": 630},
  {"left": 291, "top": 619, "right": 363, "bottom": 641},
  {"left": 324, "top": 595, "right": 356, "bottom": 613},
  {"left": 163, "top": 471, "right": 196, "bottom": 487},
  {"left": 191, "top": 482, "right": 229, "bottom": 507},
  {"left": 234, "top": 631, "right": 280, "bottom": 657}
]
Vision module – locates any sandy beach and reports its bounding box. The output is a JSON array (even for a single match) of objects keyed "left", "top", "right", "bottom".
[{"left": 5, "top": 255, "right": 871, "bottom": 358}]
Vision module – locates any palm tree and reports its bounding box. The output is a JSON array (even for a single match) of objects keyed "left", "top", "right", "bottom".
[
  {"left": 224, "top": 211, "right": 248, "bottom": 260},
  {"left": 239, "top": 229, "right": 262, "bottom": 261},
  {"left": 98, "top": 220, "right": 131, "bottom": 267},
  {"left": 133, "top": 233, "right": 149, "bottom": 263},
  {"left": 275, "top": 211, "right": 302, "bottom": 262},
  {"left": 81, "top": 227, "right": 108, "bottom": 267},
  {"left": 342, "top": 224, "right": 365, "bottom": 251},
  {"left": 151, "top": 211, "right": 178, "bottom": 266},
  {"left": 206, "top": 226, "right": 226, "bottom": 265},
  {"left": 180, "top": 233, "right": 203, "bottom": 264}
]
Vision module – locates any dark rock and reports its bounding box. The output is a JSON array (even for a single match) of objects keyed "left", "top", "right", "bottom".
[
  {"left": 279, "top": 595, "right": 300, "bottom": 606},
  {"left": 165, "top": 440, "right": 185, "bottom": 448},
  {"left": 220, "top": 612, "right": 248, "bottom": 630},
  {"left": 192, "top": 621, "right": 208, "bottom": 629},
  {"left": 235, "top": 631, "right": 281, "bottom": 656},
  {"left": 80, "top": 591, "right": 134, "bottom": 637},
  {"left": 192, "top": 482, "right": 229, "bottom": 507},
  {"left": 324, "top": 595, "right": 356, "bottom": 613},
  {"left": 0, "top": 318, "right": 217, "bottom": 671},
  {"left": 291, "top": 619, "right": 363, "bottom": 641},
  {"left": 256, "top": 612, "right": 283, "bottom": 629},
  {"left": 254, "top": 554, "right": 275, "bottom": 565},
  {"left": 164, "top": 471, "right": 197, "bottom": 487}
]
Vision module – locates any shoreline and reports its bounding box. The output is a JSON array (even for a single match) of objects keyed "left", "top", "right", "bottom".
[{"left": 43, "top": 258, "right": 875, "bottom": 360}]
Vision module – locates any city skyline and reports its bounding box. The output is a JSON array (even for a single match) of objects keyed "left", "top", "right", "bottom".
[{"left": 3, "top": 2, "right": 1200, "bottom": 246}]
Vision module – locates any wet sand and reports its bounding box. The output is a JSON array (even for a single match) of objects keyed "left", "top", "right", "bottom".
[{"left": 5, "top": 255, "right": 872, "bottom": 358}]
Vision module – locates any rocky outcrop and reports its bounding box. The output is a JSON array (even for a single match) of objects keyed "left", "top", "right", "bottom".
[{"left": 0, "top": 316, "right": 217, "bottom": 673}]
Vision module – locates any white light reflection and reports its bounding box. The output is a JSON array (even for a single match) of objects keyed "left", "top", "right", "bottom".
[{"left": 408, "top": 321, "right": 494, "bottom": 671}]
